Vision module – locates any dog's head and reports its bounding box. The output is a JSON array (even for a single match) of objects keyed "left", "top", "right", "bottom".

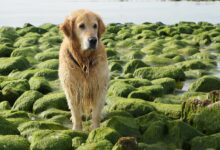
[{"left": 60, "top": 9, "right": 105, "bottom": 51}]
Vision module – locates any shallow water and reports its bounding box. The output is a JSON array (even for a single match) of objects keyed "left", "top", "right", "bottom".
[{"left": 0, "top": 0, "right": 220, "bottom": 26}]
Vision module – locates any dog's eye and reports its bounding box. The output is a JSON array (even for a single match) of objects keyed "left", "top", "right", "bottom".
[
  {"left": 93, "top": 24, "right": 97, "bottom": 29},
  {"left": 79, "top": 23, "right": 85, "bottom": 29}
]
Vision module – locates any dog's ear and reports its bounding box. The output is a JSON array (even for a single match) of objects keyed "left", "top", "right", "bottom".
[
  {"left": 60, "top": 17, "right": 74, "bottom": 38},
  {"left": 97, "top": 16, "right": 105, "bottom": 39}
]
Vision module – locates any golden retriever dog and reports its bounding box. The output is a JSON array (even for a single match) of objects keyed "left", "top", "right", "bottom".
[{"left": 59, "top": 9, "right": 109, "bottom": 130}]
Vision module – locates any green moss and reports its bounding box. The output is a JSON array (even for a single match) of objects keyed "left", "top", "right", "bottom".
[
  {"left": 112, "top": 137, "right": 138, "bottom": 150},
  {"left": 175, "top": 60, "right": 213, "bottom": 71},
  {"left": 134, "top": 66, "right": 185, "bottom": 81},
  {"left": 191, "top": 133, "right": 220, "bottom": 150},
  {"left": 154, "top": 94, "right": 182, "bottom": 104},
  {"left": 0, "top": 101, "right": 11, "bottom": 110},
  {"left": 128, "top": 90, "right": 153, "bottom": 101},
  {"left": 123, "top": 59, "right": 147, "bottom": 74},
  {"left": 0, "top": 45, "right": 13, "bottom": 57},
  {"left": 108, "top": 81, "right": 135, "bottom": 97},
  {"left": 39, "top": 108, "right": 70, "bottom": 119},
  {"left": 14, "top": 36, "right": 39, "bottom": 47},
  {"left": 0, "top": 135, "right": 30, "bottom": 150},
  {"left": 152, "top": 78, "right": 176, "bottom": 94},
  {"left": 104, "top": 97, "right": 155, "bottom": 117},
  {"left": 102, "top": 116, "right": 140, "bottom": 138},
  {"left": 33, "top": 92, "right": 68, "bottom": 113},
  {"left": 7, "top": 118, "right": 30, "bottom": 128},
  {"left": 72, "top": 137, "right": 85, "bottom": 149},
  {"left": 11, "top": 46, "right": 40, "bottom": 58},
  {"left": 0, "top": 116, "right": 20, "bottom": 135},
  {"left": 137, "top": 85, "right": 164, "bottom": 99},
  {"left": 37, "top": 59, "right": 59, "bottom": 70},
  {"left": 12, "top": 90, "right": 43, "bottom": 112},
  {"left": 35, "top": 51, "right": 59, "bottom": 61},
  {"left": 87, "top": 127, "right": 121, "bottom": 144},
  {"left": 138, "top": 142, "right": 170, "bottom": 150},
  {"left": 184, "top": 69, "right": 208, "bottom": 79},
  {"left": 29, "top": 77, "right": 52, "bottom": 94},
  {"left": 103, "top": 110, "right": 133, "bottom": 121},
  {"left": 0, "top": 79, "right": 30, "bottom": 104},
  {"left": 144, "top": 55, "right": 174, "bottom": 66},
  {"left": 0, "top": 56, "right": 30, "bottom": 75},
  {"left": 110, "top": 78, "right": 151, "bottom": 88},
  {"left": 39, "top": 23, "right": 56, "bottom": 30},
  {"left": 193, "top": 108, "right": 220, "bottom": 134},
  {"left": 189, "top": 75, "right": 220, "bottom": 92},
  {"left": 0, "top": 110, "right": 29, "bottom": 118},
  {"left": 30, "top": 130, "right": 72, "bottom": 150},
  {"left": 109, "top": 62, "right": 123, "bottom": 72},
  {"left": 33, "top": 69, "right": 58, "bottom": 80},
  {"left": 0, "top": 26, "right": 18, "bottom": 40},
  {"left": 16, "top": 25, "right": 47, "bottom": 36},
  {"left": 77, "top": 140, "right": 113, "bottom": 150},
  {"left": 8, "top": 69, "right": 40, "bottom": 80},
  {"left": 61, "top": 130, "right": 88, "bottom": 139}
]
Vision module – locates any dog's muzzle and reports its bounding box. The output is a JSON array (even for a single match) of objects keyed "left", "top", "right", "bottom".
[{"left": 88, "top": 37, "right": 97, "bottom": 50}]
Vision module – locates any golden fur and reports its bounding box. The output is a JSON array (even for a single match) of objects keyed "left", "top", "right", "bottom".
[{"left": 58, "top": 9, "right": 109, "bottom": 130}]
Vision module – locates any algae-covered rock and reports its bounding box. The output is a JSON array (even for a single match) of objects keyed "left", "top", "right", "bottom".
[
  {"left": 154, "top": 94, "right": 182, "bottom": 104},
  {"left": 193, "top": 108, "right": 220, "bottom": 134},
  {"left": 189, "top": 75, "right": 220, "bottom": 92},
  {"left": 0, "top": 57, "right": 30, "bottom": 75},
  {"left": 0, "top": 26, "right": 18, "bottom": 40},
  {"left": 14, "top": 36, "right": 39, "bottom": 48},
  {"left": 109, "top": 62, "right": 123, "bottom": 72},
  {"left": 0, "top": 45, "right": 13, "bottom": 57},
  {"left": 33, "top": 92, "right": 68, "bottom": 113},
  {"left": 112, "top": 137, "right": 138, "bottom": 150},
  {"left": 104, "top": 97, "right": 155, "bottom": 117},
  {"left": 87, "top": 127, "right": 121, "bottom": 144},
  {"left": 110, "top": 78, "right": 151, "bottom": 88},
  {"left": 29, "top": 77, "right": 52, "bottom": 94},
  {"left": 30, "top": 130, "right": 72, "bottom": 150},
  {"left": 77, "top": 140, "right": 113, "bottom": 150},
  {"left": 11, "top": 46, "right": 40, "bottom": 58},
  {"left": 123, "top": 59, "right": 147, "bottom": 74},
  {"left": 108, "top": 81, "right": 135, "bottom": 97},
  {"left": 33, "top": 69, "right": 58, "bottom": 80},
  {"left": 39, "top": 108, "right": 70, "bottom": 119},
  {"left": 72, "top": 137, "right": 85, "bottom": 149},
  {"left": 0, "top": 101, "right": 11, "bottom": 110},
  {"left": 152, "top": 78, "right": 176, "bottom": 94},
  {"left": 0, "top": 116, "right": 20, "bottom": 135},
  {"left": 102, "top": 116, "right": 140, "bottom": 138},
  {"left": 35, "top": 51, "right": 59, "bottom": 61},
  {"left": 134, "top": 66, "right": 185, "bottom": 81},
  {"left": 36, "top": 59, "right": 59, "bottom": 70},
  {"left": 12, "top": 90, "right": 43, "bottom": 112},
  {"left": 0, "top": 135, "right": 30, "bottom": 150},
  {"left": 191, "top": 133, "right": 220, "bottom": 150}
]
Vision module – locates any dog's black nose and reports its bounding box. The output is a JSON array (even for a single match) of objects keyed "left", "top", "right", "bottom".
[{"left": 88, "top": 37, "right": 97, "bottom": 49}]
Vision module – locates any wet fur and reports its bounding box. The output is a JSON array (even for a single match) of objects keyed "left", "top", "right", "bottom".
[{"left": 58, "top": 9, "right": 109, "bottom": 130}]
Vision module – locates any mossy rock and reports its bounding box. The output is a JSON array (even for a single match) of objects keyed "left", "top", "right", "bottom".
[
  {"left": 39, "top": 23, "right": 57, "bottom": 30},
  {"left": 87, "top": 127, "right": 121, "bottom": 144},
  {"left": 77, "top": 140, "right": 113, "bottom": 150},
  {"left": 134, "top": 66, "right": 185, "bottom": 81},
  {"left": 104, "top": 97, "right": 155, "bottom": 117},
  {"left": 33, "top": 92, "right": 68, "bottom": 113},
  {"left": 191, "top": 133, "right": 220, "bottom": 150},
  {"left": 144, "top": 55, "right": 174, "bottom": 66},
  {"left": 36, "top": 59, "right": 59, "bottom": 70},
  {"left": 0, "top": 79, "right": 30, "bottom": 104},
  {"left": 112, "top": 137, "right": 138, "bottom": 150},
  {"left": 184, "top": 69, "right": 208, "bottom": 79},
  {"left": 33, "top": 69, "right": 58, "bottom": 80},
  {"left": 102, "top": 116, "right": 140, "bottom": 138},
  {"left": 18, "top": 121, "right": 66, "bottom": 137},
  {"left": 0, "top": 45, "right": 13, "bottom": 57},
  {"left": 110, "top": 78, "right": 151, "bottom": 88},
  {"left": 152, "top": 78, "right": 176, "bottom": 94},
  {"left": 0, "top": 56, "right": 30, "bottom": 75},
  {"left": 123, "top": 59, "right": 147, "bottom": 74},
  {"left": 193, "top": 108, "right": 220, "bottom": 134},
  {"left": 138, "top": 142, "right": 170, "bottom": 150},
  {"left": 0, "top": 101, "right": 11, "bottom": 110},
  {"left": 30, "top": 130, "right": 72, "bottom": 150},
  {"left": 12, "top": 90, "right": 43, "bottom": 112},
  {"left": 8, "top": 69, "right": 40, "bottom": 80},
  {"left": 29, "top": 77, "right": 52, "bottom": 94},
  {"left": 135, "top": 85, "right": 164, "bottom": 100},
  {"left": 11, "top": 46, "right": 40, "bottom": 58},
  {"left": 61, "top": 130, "right": 88, "bottom": 139},
  {"left": 108, "top": 81, "right": 135, "bottom": 97},
  {"left": 0, "top": 26, "right": 18, "bottom": 40},
  {"left": 39, "top": 108, "right": 70, "bottom": 119},
  {"left": 109, "top": 62, "right": 123, "bottom": 72},
  {"left": 103, "top": 110, "right": 133, "bottom": 121},
  {"left": 0, "top": 110, "right": 29, "bottom": 118},
  {"left": 72, "top": 137, "right": 85, "bottom": 149},
  {"left": 35, "top": 51, "right": 59, "bottom": 61},
  {"left": 128, "top": 90, "right": 153, "bottom": 101},
  {"left": 7, "top": 117, "right": 30, "bottom": 128},
  {"left": 0, "top": 135, "right": 30, "bottom": 150},
  {"left": 14, "top": 36, "right": 39, "bottom": 47},
  {"left": 0, "top": 116, "right": 20, "bottom": 135},
  {"left": 16, "top": 25, "right": 47, "bottom": 36},
  {"left": 189, "top": 75, "right": 220, "bottom": 92},
  {"left": 154, "top": 94, "right": 182, "bottom": 104}
]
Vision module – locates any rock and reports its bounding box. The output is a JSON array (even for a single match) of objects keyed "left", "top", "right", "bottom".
[
  {"left": 0, "top": 116, "right": 20, "bottom": 135},
  {"left": 0, "top": 45, "right": 13, "bottom": 57},
  {"left": 193, "top": 108, "right": 220, "bottom": 134},
  {"left": 152, "top": 78, "right": 176, "bottom": 94},
  {"left": 39, "top": 108, "right": 70, "bottom": 119},
  {"left": 0, "top": 135, "right": 30, "bottom": 150},
  {"left": 37, "top": 59, "right": 59, "bottom": 70},
  {"left": 112, "top": 137, "right": 138, "bottom": 150},
  {"left": 14, "top": 37, "right": 39, "bottom": 48},
  {"left": 77, "top": 140, "right": 113, "bottom": 150},
  {"left": 11, "top": 46, "right": 40, "bottom": 58},
  {"left": 87, "top": 127, "right": 121, "bottom": 144},
  {"left": 8, "top": 69, "right": 39, "bottom": 80},
  {"left": 29, "top": 77, "right": 52, "bottom": 94},
  {"left": 33, "top": 69, "right": 58, "bottom": 80},
  {"left": 0, "top": 101, "right": 11, "bottom": 110},
  {"left": 175, "top": 60, "right": 214, "bottom": 71},
  {"left": 104, "top": 97, "right": 155, "bottom": 117},
  {"left": 102, "top": 116, "right": 140, "bottom": 138},
  {"left": 154, "top": 95, "right": 182, "bottom": 104},
  {"left": 123, "top": 59, "right": 147, "bottom": 74},
  {"left": 39, "top": 23, "right": 56, "bottom": 30},
  {"left": 138, "top": 142, "right": 168, "bottom": 150},
  {"left": 35, "top": 51, "right": 59, "bottom": 61},
  {"left": 30, "top": 130, "right": 72, "bottom": 150},
  {"left": 0, "top": 57, "right": 30, "bottom": 75},
  {"left": 12, "top": 90, "right": 43, "bottom": 112},
  {"left": 144, "top": 55, "right": 174, "bottom": 66},
  {"left": 110, "top": 78, "right": 151, "bottom": 88},
  {"left": 72, "top": 137, "right": 85, "bottom": 149},
  {"left": 33, "top": 92, "right": 68, "bottom": 114},
  {"left": 108, "top": 81, "right": 135, "bottom": 98},
  {"left": 16, "top": 26, "right": 47, "bottom": 36},
  {"left": 134, "top": 66, "right": 185, "bottom": 81},
  {"left": 191, "top": 133, "right": 220, "bottom": 150},
  {"left": 189, "top": 76, "right": 220, "bottom": 92},
  {"left": 0, "top": 26, "right": 18, "bottom": 40},
  {"left": 109, "top": 62, "right": 123, "bottom": 72}
]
